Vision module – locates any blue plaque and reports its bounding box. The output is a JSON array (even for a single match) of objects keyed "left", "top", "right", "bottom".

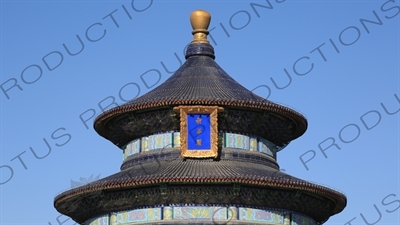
[{"left": 187, "top": 114, "right": 211, "bottom": 150}]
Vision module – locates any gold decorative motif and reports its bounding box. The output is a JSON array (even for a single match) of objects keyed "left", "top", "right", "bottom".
[{"left": 173, "top": 105, "right": 224, "bottom": 158}]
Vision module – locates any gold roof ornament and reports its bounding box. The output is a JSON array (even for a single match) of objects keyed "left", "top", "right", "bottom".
[
  {"left": 55, "top": 10, "right": 346, "bottom": 225},
  {"left": 190, "top": 10, "right": 211, "bottom": 44}
]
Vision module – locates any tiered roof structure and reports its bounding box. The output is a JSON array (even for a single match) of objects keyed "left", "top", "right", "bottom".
[{"left": 54, "top": 10, "right": 346, "bottom": 225}]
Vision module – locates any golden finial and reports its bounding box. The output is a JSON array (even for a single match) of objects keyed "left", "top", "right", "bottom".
[{"left": 190, "top": 10, "right": 211, "bottom": 44}]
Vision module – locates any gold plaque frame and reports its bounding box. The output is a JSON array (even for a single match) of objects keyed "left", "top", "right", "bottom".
[{"left": 173, "top": 105, "right": 224, "bottom": 159}]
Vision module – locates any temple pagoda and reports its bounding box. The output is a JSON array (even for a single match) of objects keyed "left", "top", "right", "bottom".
[{"left": 54, "top": 10, "right": 346, "bottom": 225}]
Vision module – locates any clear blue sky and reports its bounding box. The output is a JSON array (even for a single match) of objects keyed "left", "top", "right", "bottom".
[{"left": 1, "top": 0, "right": 399, "bottom": 224}]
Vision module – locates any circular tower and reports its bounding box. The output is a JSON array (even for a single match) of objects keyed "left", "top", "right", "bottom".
[{"left": 54, "top": 10, "right": 346, "bottom": 225}]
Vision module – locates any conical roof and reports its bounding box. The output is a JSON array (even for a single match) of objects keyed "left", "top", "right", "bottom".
[
  {"left": 54, "top": 10, "right": 346, "bottom": 225},
  {"left": 54, "top": 149, "right": 346, "bottom": 224},
  {"left": 94, "top": 11, "right": 307, "bottom": 149}
]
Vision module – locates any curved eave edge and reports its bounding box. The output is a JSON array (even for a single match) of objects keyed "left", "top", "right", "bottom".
[
  {"left": 54, "top": 177, "right": 345, "bottom": 214},
  {"left": 93, "top": 100, "right": 308, "bottom": 142}
]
